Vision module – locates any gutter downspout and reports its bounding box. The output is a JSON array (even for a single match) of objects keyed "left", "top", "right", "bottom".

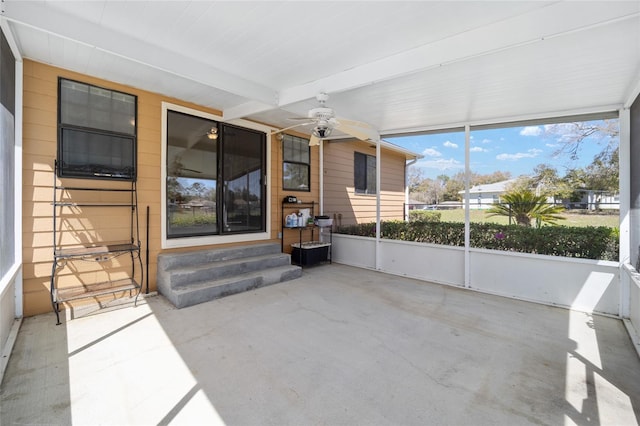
[
  {"left": 405, "top": 157, "right": 418, "bottom": 220},
  {"left": 404, "top": 157, "right": 418, "bottom": 221}
]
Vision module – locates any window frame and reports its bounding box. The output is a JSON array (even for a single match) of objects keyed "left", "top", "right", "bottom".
[
  {"left": 57, "top": 77, "right": 138, "bottom": 181},
  {"left": 282, "top": 134, "right": 311, "bottom": 192},
  {"left": 160, "top": 102, "right": 271, "bottom": 249},
  {"left": 354, "top": 151, "right": 377, "bottom": 195}
]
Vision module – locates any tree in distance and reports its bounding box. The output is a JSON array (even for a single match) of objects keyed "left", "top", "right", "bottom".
[{"left": 486, "top": 190, "right": 565, "bottom": 228}]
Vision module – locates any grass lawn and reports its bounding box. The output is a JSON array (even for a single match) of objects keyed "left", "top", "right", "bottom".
[{"left": 436, "top": 209, "right": 619, "bottom": 228}]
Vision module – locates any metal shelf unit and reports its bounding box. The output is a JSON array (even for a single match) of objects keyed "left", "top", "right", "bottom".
[
  {"left": 50, "top": 163, "right": 143, "bottom": 324},
  {"left": 281, "top": 200, "right": 332, "bottom": 267}
]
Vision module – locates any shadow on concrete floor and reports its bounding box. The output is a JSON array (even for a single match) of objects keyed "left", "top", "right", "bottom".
[{"left": 2, "top": 264, "right": 639, "bottom": 425}]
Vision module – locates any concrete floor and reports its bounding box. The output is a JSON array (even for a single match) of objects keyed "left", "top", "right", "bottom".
[{"left": 2, "top": 264, "right": 640, "bottom": 425}]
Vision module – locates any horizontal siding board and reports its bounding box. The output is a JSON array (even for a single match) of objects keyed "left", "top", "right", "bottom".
[{"left": 21, "top": 59, "right": 323, "bottom": 316}]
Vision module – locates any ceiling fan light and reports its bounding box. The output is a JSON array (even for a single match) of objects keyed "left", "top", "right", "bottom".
[
  {"left": 312, "top": 126, "right": 332, "bottom": 139},
  {"left": 206, "top": 127, "right": 218, "bottom": 140}
]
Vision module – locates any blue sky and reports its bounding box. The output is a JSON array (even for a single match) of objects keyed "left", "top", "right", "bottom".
[{"left": 386, "top": 120, "right": 614, "bottom": 180}]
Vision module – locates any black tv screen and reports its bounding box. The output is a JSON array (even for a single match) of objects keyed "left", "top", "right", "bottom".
[{"left": 57, "top": 128, "right": 136, "bottom": 180}]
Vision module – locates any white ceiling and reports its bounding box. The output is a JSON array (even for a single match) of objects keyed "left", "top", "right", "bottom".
[{"left": 2, "top": 1, "right": 639, "bottom": 138}]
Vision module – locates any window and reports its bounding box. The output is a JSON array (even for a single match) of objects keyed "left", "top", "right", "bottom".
[
  {"left": 166, "top": 110, "right": 266, "bottom": 239},
  {"left": 282, "top": 134, "right": 310, "bottom": 191},
  {"left": 57, "top": 78, "right": 137, "bottom": 180},
  {"left": 354, "top": 152, "right": 376, "bottom": 194},
  {"left": 1, "top": 30, "right": 15, "bottom": 278}
]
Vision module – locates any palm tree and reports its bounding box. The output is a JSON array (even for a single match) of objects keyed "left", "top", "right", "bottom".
[{"left": 486, "top": 190, "right": 565, "bottom": 227}]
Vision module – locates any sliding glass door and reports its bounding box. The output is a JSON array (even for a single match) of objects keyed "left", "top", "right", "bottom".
[{"left": 166, "top": 110, "right": 265, "bottom": 238}]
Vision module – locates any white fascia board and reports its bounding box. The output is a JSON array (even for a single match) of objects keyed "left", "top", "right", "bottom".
[
  {"left": 624, "top": 76, "right": 640, "bottom": 108},
  {"left": 0, "top": 19, "right": 22, "bottom": 61},
  {"left": 277, "top": 2, "right": 640, "bottom": 107},
  {"left": 381, "top": 104, "right": 622, "bottom": 137},
  {"left": 3, "top": 2, "right": 276, "bottom": 105},
  {"left": 379, "top": 140, "right": 422, "bottom": 160},
  {"left": 328, "top": 135, "right": 422, "bottom": 160}
]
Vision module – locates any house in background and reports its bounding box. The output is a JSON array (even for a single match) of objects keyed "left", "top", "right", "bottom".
[
  {"left": 322, "top": 139, "right": 421, "bottom": 227},
  {"left": 460, "top": 179, "right": 518, "bottom": 210}
]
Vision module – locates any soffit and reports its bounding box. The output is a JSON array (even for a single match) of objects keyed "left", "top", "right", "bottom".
[{"left": 2, "top": 1, "right": 639, "bottom": 137}]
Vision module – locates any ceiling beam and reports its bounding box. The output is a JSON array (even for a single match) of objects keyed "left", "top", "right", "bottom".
[
  {"left": 277, "top": 2, "right": 640, "bottom": 108},
  {"left": 223, "top": 100, "right": 276, "bottom": 121}
]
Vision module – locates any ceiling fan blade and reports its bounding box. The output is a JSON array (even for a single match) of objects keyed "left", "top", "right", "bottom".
[
  {"left": 271, "top": 121, "right": 315, "bottom": 135},
  {"left": 309, "top": 135, "right": 321, "bottom": 146},
  {"left": 334, "top": 121, "right": 380, "bottom": 141}
]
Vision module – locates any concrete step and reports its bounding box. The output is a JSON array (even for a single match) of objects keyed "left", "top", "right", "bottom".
[
  {"left": 167, "top": 253, "right": 293, "bottom": 289},
  {"left": 165, "top": 265, "right": 302, "bottom": 309},
  {"left": 157, "top": 243, "right": 302, "bottom": 309},
  {"left": 157, "top": 242, "right": 281, "bottom": 272}
]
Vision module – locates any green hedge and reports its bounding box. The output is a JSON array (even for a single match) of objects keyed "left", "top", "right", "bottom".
[
  {"left": 408, "top": 210, "right": 441, "bottom": 222},
  {"left": 335, "top": 220, "right": 619, "bottom": 261}
]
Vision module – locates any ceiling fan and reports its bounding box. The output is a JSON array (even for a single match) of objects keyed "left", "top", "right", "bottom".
[{"left": 273, "top": 93, "right": 380, "bottom": 146}]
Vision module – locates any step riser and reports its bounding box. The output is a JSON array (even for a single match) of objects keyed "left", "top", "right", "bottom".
[
  {"left": 157, "top": 243, "right": 303, "bottom": 309},
  {"left": 168, "top": 255, "right": 292, "bottom": 289},
  {"left": 173, "top": 276, "right": 261, "bottom": 309},
  {"left": 158, "top": 243, "right": 280, "bottom": 271},
  {"left": 170, "top": 267, "right": 302, "bottom": 309}
]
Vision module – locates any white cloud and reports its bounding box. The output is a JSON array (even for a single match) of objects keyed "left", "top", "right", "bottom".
[
  {"left": 416, "top": 158, "right": 464, "bottom": 171},
  {"left": 443, "top": 141, "right": 458, "bottom": 149},
  {"left": 545, "top": 143, "right": 560, "bottom": 148},
  {"left": 496, "top": 148, "right": 543, "bottom": 161},
  {"left": 481, "top": 138, "right": 492, "bottom": 144},
  {"left": 422, "top": 147, "right": 442, "bottom": 157},
  {"left": 470, "top": 147, "right": 487, "bottom": 153},
  {"left": 520, "top": 126, "right": 542, "bottom": 136}
]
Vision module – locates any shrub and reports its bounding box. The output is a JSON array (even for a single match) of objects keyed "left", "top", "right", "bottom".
[
  {"left": 469, "top": 223, "right": 618, "bottom": 260},
  {"left": 335, "top": 220, "right": 618, "bottom": 261},
  {"left": 408, "top": 210, "right": 441, "bottom": 222}
]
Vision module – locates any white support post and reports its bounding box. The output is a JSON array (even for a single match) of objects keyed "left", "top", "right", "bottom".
[
  {"left": 619, "top": 107, "right": 631, "bottom": 318},
  {"left": 464, "top": 125, "right": 471, "bottom": 288},
  {"left": 375, "top": 139, "right": 381, "bottom": 271},
  {"left": 319, "top": 140, "right": 324, "bottom": 214}
]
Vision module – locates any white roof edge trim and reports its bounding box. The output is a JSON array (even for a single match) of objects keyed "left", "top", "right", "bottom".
[
  {"left": 381, "top": 105, "right": 622, "bottom": 137},
  {"left": 326, "top": 136, "right": 422, "bottom": 160},
  {"left": 379, "top": 140, "right": 423, "bottom": 160}
]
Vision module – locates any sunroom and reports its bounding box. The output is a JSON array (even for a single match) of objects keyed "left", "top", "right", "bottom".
[{"left": 1, "top": 2, "right": 640, "bottom": 424}]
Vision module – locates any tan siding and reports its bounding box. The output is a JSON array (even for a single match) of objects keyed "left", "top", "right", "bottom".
[
  {"left": 275, "top": 131, "right": 320, "bottom": 254},
  {"left": 323, "top": 140, "right": 407, "bottom": 226},
  {"left": 22, "top": 60, "right": 320, "bottom": 316}
]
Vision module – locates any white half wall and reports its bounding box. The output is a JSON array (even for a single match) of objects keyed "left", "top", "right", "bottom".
[
  {"left": 0, "top": 266, "right": 21, "bottom": 382},
  {"left": 469, "top": 249, "right": 619, "bottom": 315},
  {"left": 330, "top": 234, "right": 376, "bottom": 270},
  {"left": 379, "top": 239, "right": 465, "bottom": 287},
  {"left": 622, "top": 264, "right": 640, "bottom": 357},
  {"left": 0, "top": 273, "right": 15, "bottom": 350},
  {"left": 331, "top": 236, "right": 620, "bottom": 316}
]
